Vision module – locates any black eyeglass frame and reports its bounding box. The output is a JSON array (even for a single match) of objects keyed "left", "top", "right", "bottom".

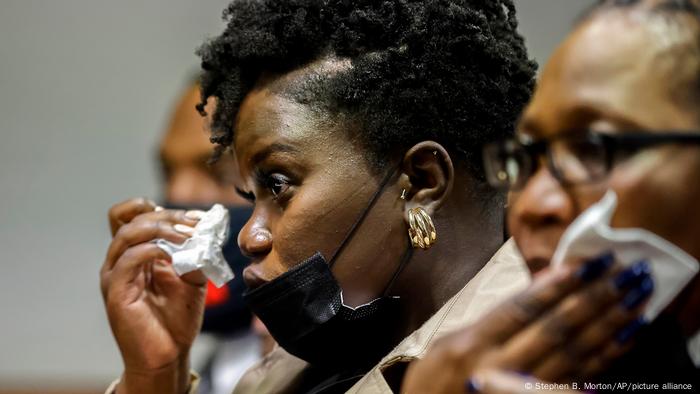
[{"left": 483, "top": 130, "right": 700, "bottom": 191}]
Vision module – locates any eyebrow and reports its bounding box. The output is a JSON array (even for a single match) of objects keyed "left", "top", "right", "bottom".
[
  {"left": 248, "top": 142, "right": 300, "bottom": 166},
  {"left": 234, "top": 142, "right": 300, "bottom": 199},
  {"left": 518, "top": 102, "right": 648, "bottom": 138}
]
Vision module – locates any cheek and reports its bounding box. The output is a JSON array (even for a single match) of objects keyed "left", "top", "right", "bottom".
[
  {"left": 610, "top": 148, "right": 700, "bottom": 253},
  {"left": 274, "top": 201, "right": 341, "bottom": 266},
  {"left": 507, "top": 183, "right": 605, "bottom": 275},
  {"left": 505, "top": 192, "right": 524, "bottom": 241},
  {"left": 271, "top": 178, "right": 371, "bottom": 268}
]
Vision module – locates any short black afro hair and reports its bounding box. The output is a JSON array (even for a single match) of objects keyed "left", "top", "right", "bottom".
[{"left": 197, "top": 0, "right": 537, "bottom": 182}]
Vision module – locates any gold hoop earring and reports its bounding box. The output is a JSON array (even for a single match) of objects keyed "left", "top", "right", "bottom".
[{"left": 407, "top": 207, "right": 437, "bottom": 250}]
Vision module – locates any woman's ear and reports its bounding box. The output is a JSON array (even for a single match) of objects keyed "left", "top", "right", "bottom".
[{"left": 399, "top": 141, "right": 454, "bottom": 215}]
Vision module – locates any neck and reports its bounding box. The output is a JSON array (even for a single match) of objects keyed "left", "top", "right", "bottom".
[{"left": 391, "top": 197, "right": 505, "bottom": 339}]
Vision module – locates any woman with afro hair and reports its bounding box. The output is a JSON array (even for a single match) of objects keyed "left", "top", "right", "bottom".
[{"left": 101, "top": 0, "right": 538, "bottom": 392}]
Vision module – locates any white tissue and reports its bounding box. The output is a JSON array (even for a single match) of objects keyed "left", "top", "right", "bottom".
[
  {"left": 156, "top": 204, "right": 234, "bottom": 288},
  {"left": 552, "top": 190, "right": 699, "bottom": 321}
]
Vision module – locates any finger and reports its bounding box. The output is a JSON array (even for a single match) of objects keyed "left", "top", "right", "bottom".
[
  {"left": 105, "top": 210, "right": 199, "bottom": 270},
  {"left": 530, "top": 310, "right": 632, "bottom": 381},
  {"left": 109, "top": 243, "right": 172, "bottom": 294},
  {"left": 150, "top": 260, "right": 208, "bottom": 288},
  {"left": 577, "top": 336, "right": 636, "bottom": 379},
  {"left": 130, "top": 208, "right": 202, "bottom": 227},
  {"left": 104, "top": 220, "right": 185, "bottom": 273},
  {"left": 181, "top": 270, "right": 207, "bottom": 287},
  {"left": 470, "top": 262, "right": 581, "bottom": 343},
  {"left": 414, "top": 263, "right": 584, "bottom": 380},
  {"left": 577, "top": 318, "right": 646, "bottom": 379},
  {"left": 494, "top": 260, "right": 625, "bottom": 370},
  {"left": 149, "top": 260, "right": 207, "bottom": 293},
  {"left": 532, "top": 300, "right": 646, "bottom": 381},
  {"left": 108, "top": 198, "right": 157, "bottom": 236},
  {"left": 472, "top": 252, "right": 618, "bottom": 344}
]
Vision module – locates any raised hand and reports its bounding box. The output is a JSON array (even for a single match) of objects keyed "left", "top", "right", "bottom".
[
  {"left": 101, "top": 198, "right": 208, "bottom": 394},
  {"left": 403, "top": 255, "right": 652, "bottom": 393}
]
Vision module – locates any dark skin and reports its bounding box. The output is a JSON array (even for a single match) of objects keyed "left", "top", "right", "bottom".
[
  {"left": 512, "top": 7, "right": 700, "bottom": 338},
  {"left": 102, "top": 203, "right": 206, "bottom": 394},
  {"left": 233, "top": 75, "right": 501, "bottom": 335},
  {"left": 101, "top": 60, "right": 504, "bottom": 394},
  {"left": 403, "top": 257, "right": 642, "bottom": 392},
  {"left": 159, "top": 82, "right": 276, "bottom": 355},
  {"left": 405, "top": 7, "right": 700, "bottom": 393},
  {"left": 159, "top": 83, "right": 248, "bottom": 206}
]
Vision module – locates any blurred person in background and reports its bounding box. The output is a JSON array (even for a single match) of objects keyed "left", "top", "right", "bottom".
[
  {"left": 157, "top": 77, "right": 273, "bottom": 394},
  {"left": 404, "top": 0, "right": 700, "bottom": 392}
]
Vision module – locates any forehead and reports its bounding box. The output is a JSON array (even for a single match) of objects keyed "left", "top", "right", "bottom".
[
  {"left": 522, "top": 9, "right": 700, "bottom": 136},
  {"left": 232, "top": 86, "right": 352, "bottom": 169},
  {"left": 161, "top": 85, "right": 216, "bottom": 162}
]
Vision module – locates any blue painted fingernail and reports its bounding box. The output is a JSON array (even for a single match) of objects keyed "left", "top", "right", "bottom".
[
  {"left": 614, "top": 260, "right": 651, "bottom": 290},
  {"left": 576, "top": 252, "right": 614, "bottom": 281},
  {"left": 465, "top": 378, "right": 482, "bottom": 393},
  {"left": 622, "top": 276, "right": 654, "bottom": 310},
  {"left": 616, "top": 317, "right": 647, "bottom": 343}
]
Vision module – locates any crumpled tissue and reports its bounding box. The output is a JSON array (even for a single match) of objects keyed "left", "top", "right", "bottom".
[{"left": 156, "top": 204, "right": 234, "bottom": 288}]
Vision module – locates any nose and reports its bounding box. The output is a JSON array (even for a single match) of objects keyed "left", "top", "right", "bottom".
[
  {"left": 238, "top": 214, "right": 272, "bottom": 259},
  {"left": 509, "top": 164, "right": 576, "bottom": 232}
]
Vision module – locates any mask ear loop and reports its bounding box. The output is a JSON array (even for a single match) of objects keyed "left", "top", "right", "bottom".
[
  {"left": 327, "top": 167, "right": 400, "bottom": 269},
  {"left": 380, "top": 247, "right": 414, "bottom": 297}
]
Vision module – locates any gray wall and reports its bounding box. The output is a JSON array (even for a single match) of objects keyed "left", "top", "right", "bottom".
[
  {"left": 0, "top": 0, "right": 594, "bottom": 389},
  {"left": 516, "top": 0, "right": 595, "bottom": 67}
]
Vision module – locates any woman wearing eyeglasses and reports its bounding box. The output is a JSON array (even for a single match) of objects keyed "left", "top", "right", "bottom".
[{"left": 403, "top": 0, "right": 700, "bottom": 392}]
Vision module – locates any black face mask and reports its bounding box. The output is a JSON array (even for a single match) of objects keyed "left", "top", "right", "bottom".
[
  {"left": 242, "top": 169, "right": 413, "bottom": 369},
  {"left": 163, "top": 202, "right": 254, "bottom": 334}
]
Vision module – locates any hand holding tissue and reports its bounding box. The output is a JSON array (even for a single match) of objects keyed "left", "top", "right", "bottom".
[
  {"left": 156, "top": 204, "right": 234, "bottom": 288},
  {"left": 551, "top": 190, "right": 699, "bottom": 321}
]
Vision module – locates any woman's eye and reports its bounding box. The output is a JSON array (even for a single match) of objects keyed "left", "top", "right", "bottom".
[{"left": 267, "top": 175, "right": 290, "bottom": 198}]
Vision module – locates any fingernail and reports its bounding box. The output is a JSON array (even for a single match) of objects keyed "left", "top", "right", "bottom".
[
  {"left": 155, "top": 206, "right": 164, "bottom": 212},
  {"left": 576, "top": 252, "right": 614, "bottom": 281},
  {"left": 465, "top": 377, "right": 482, "bottom": 393},
  {"left": 185, "top": 210, "right": 206, "bottom": 220},
  {"left": 614, "top": 260, "right": 651, "bottom": 290},
  {"left": 622, "top": 276, "right": 654, "bottom": 310},
  {"left": 174, "top": 224, "right": 196, "bottom": 236},
  {"left": 616, "top": 317, "right": 647, "bottom": 344}
]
